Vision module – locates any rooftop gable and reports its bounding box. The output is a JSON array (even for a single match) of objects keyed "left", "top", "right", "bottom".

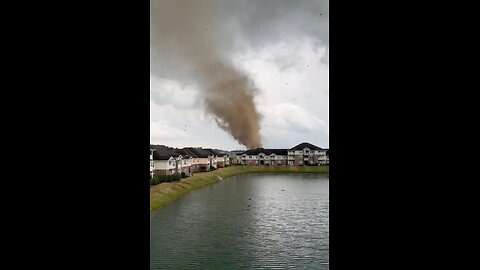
[
  {"left": 183, "top": 147, "right": 212, "bottom": 158},
  {"left": 290, "top": 142, "right": 323, "bottom": 150},
  {"left": 150, "top": 145, "right": 180, "bottom": 160}
]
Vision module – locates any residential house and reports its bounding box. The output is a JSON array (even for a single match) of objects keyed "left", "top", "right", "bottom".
[
  {"left": 230, "top": 150, "right": 245, "bottom": 165},
  {"left": 217, "top": 150, "right": 231, "bottom": 167},
  {"left": 150, "top": 148, "right": 155, "bottom": 177},
  {"left": 204, "top": 148, "right": 230, "bottom": 168},
  {"left": 174, "top": 148, "right": 194, "bottom": 176},
  {"left": 325, "top": 149, "right": 329, "bottom": 165},
  {"left": 267, "top": 149, "right": 288, "bottom": 166},
  {"left": 241, "top": 148, "right": 267, "bottom": 165},
  {"left": 288, "top": 142, "right": 328, "bottom": 166},
  {"left": 183, "top": 147, "right": 216, "bottom": 171},
  {"left": 235, "top": 142, "right": 328, "bottom": 166},
  {"left": 180, "top": 148, "right": 201, "bottom": 173},
  {"left": 240, "top": 148, "right": 288, "bottom": 166},
  {"left": 150, "top": 143, "right": 327, "bottom": 174},
  {"left": 150, "top": 145, "right": 183, "bottom": 176}
]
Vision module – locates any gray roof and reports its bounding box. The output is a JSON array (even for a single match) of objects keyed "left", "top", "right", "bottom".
[
  {"left": 290, "top": 142, "right": 323, "bottom": 150},
  {"left": 244, "top": 148, "right": 288, "bottom": 156},
  {"left": 244, "top": 148, "right": 273, "bottom": 155},
  {"left": 204, "top": 148, "right": 220, "bottom": 156},
  {"left": 174, "top": 148, "right": 193, "bottom": 158},
  {"left": 183, "top": 147, "right": 212, "bottom": 158},
  {"left": 150, "top": 145, "right": 180, "bottom": 160},
  {"left": 268, "top": 149, "right": 288, "bottom": 155}
]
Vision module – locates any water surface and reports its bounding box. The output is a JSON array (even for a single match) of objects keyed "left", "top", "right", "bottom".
[{"left": 150, "top": 173, "right": 329, "bottom": 269}]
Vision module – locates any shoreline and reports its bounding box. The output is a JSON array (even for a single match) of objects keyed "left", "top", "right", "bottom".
[{"left": 150, "top": 165, "right": 329, "bottom": 212}]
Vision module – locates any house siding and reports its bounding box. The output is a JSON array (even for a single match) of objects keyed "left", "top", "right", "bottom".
[{"left": 151, "top": 144, "right": 327, "bottom": 175}]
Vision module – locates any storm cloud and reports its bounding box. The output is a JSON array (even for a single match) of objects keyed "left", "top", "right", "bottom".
[{"left": 150, "top": 0, "right": 329, "bottom": 149}]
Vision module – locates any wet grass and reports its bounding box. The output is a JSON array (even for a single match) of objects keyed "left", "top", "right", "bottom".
[{"left": 150, "top": 165, "right": 329, "bottom": 212}]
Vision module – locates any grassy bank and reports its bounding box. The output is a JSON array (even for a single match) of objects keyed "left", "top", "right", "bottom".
[{"left": 150, "top": 165, "right": 329, "bottom": 212}]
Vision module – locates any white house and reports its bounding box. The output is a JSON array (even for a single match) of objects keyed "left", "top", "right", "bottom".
[
  {"left": 151, "top": 145, "right": 183, "bottom": 176},
  {"left": 183, "top": 147, "right": 216, "bottom": 172},
  {"left": 237, "top": 143, "right": 328, "bottom": 166},
  {"left": 288, "top": 142, "right": 327, "bottom": 166},
  {"left": 174, "top": 148, "right": 194, "bottom": 175},
  {"left": 150, "top": 148, "right": 155, "bottom": 177},
  {"left": 205, "top": 148, "right": 230, "bottom": 168}
]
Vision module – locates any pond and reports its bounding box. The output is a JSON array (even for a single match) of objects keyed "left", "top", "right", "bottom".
[{"left": 150, "top": 173, "right": 329, "bottom": 269}]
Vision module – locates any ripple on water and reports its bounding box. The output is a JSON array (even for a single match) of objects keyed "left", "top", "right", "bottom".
[{"left": 151, "top": 173, "right": 329, "bottom": 270}]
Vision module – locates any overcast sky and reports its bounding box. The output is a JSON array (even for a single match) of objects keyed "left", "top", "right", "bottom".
[{"left": 150, "top": 0, "right": 329, "bottom": 150}]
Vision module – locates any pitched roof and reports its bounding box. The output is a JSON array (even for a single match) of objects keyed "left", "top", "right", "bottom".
[
  {"left": 290, "top": 142, "right": 323, "bottom": 150},
  {"left": 150, "top": 145, "right": 180, "bottom": 160},
  {"left": 267, "top": 149, "right": 288, "bottom": 155},
  {"left": 204, "top": 148, "right": 221, "bottom": 156},
  {"left": 242, "top": 148, "right": 288, "bottom": 156},
  {"left": 183, "top": 147, "right": 212, "bottom": 158},
  {"left": 244, "top": 148, "right": 273, "bottom": 155},
  {"left": 215, "top": 149, "right": 231, "bottom": 155},
  {"left": 180, "top": 148, "right": 199, "bottom": 158},
  {"left": 174, "top": 148, "right": 193, "bottom": 158}
]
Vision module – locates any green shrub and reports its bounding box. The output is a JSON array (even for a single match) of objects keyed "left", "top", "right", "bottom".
[
  {"left": 181, "top": 172, "right": 188, "bottom": 178},
  {"left": 210, "top": 165, "right": 217, "bottom": 171},
  {"left": 150, "top": 176, "right": 160, "bottom": 185}
]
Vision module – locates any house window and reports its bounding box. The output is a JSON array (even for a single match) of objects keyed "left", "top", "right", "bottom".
[
  {"left": 168, "top": 161, "right": 171, "bottom": 165},
  {"left": 249, "top": 156, "right": 252, "bottom": 159}
]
